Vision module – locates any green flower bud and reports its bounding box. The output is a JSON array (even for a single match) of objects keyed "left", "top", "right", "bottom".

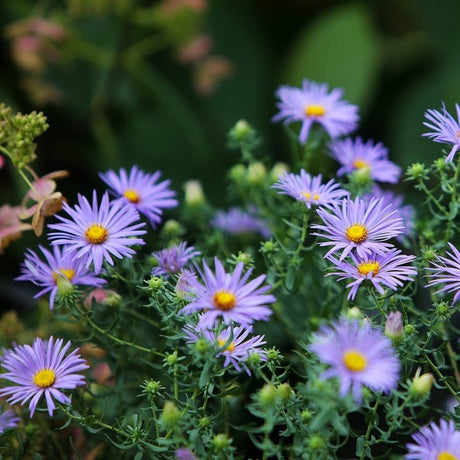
[
  {"left": 436, "top": 301, "right": 450, "bottom": 317},
  {"left": 350, "top": 166, "right": 371, "bottom": 188},
  {"left": 166, "top": 351, "right": 179, "bottom": 366},
  {"left": 246, "top": 162, "right": 267, "bottom": 185},
  {"left": 102, "top": 292, "right": 122, "bottom": 307},
  {"left": 404, "top": 323, "right": 416, "bottom": 335},
  {"left": 231, "top": 119, "right": 251, "bottom": 141},
  {"left": 213, "top": 433, "right": 231, "bottom": 450},
  {"left": 246, "top": 352, "right": 261, "bottom": 366},
  {"left": 346, "top": 306, "right": 362, "bottom": 320},
  {"left": 160, "top": 401, "right": 181, "bottom": 426},
  {"left": 147, "top": 276, "right": 163, "bottom": 292},
  {"left": 260, "top": 240, "right": 276, "bottom": 253},
  {"left": 199, "top": 416, "right": 210, "bottom": 428},
  {"left": 409, "top": 368, "right": 435, "bottom": 399},
  {"left": 235, "top": 252, "right": 253, "bottom": 266},
  {"left": 422, "top": 247, "right": 437, "bottom": 262},
  {"left": 277, "top": 383, "right": 292, "bottom": 401},
  {"left": 270, "top": 162, "right": 289, "bottom": 182},
  {"left": 406, "top": 162, "right": 428, "bottom": 181},
  {"left": 301, "top": 409, "right": 312, "bottom": 423},
  {"left": 184, "top": 180, "right": 206, "bottom": 207},
  {"left": 385, "top": 311, "right": 404, "bottom": 340},
  {"left": 434, "top": 157, "right": 447, "bottom": 172},
  {"left": 267, "top": 348, "right": 280, "bottom": 362},
  {"left": 308, "top": 434, "right": 325, "bottom": 450},
  {"left": 194, "top": 338, "right": 208, "bottom": 354},
  {"left": 162, "top": 219, "right": 184, "bottom": 237},
  {"left": 258, "top": 383, "right": 277, "bottom": 407},
  {"left": 56, "top": 274, "right": 74, "bottom": 298},
  {"left": 228, "top": 164, "right": 247, "bottom": 183}
]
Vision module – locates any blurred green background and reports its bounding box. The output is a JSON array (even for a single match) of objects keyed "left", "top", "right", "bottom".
[{"left": 1, "top": 0, "right": 459, "bottom": 307}]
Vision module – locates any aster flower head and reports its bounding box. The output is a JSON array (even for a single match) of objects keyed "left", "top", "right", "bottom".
[
  {"left": 327, "top": 248, "right": 417, "bottom": 300},
  {"left": 405, "top": 419, "right": 460, "bottom": 460},
  {"left": 0, "top": 336, "right": 88, "bottom": 417},
  {"left": 312, "top": 197, "right": 404, "bottom": 260},
  {"left": 99, "top": 166, "right": 178, "bottom": 227},
  {"left": 180, "top": 258, "right": 275, "bottom": 328},
  {"left": 152, "top": 242, "right": 200, "bottom": 276},
  {"left": 310, "top": 318, "right": 400, "bottom": 404},
  {"left": 48, "top": 190, "right": 146, "bottom": 274},
  {"left": 16, "top": 245, "right": 106, "bottom": 309},
  {"left": 329, "top": 137, "right": 402, "bottom": 184},
  {"left": 423, "top": 102, "right": 460, "bottom": 162},
  {"left": 0, "top": 409, "right": 20, "bottom": 434},
  {"left": 272, "top": 169, "right": 349, "bottom": 209},
  {"left": 212, "top": 207, "right": 270, "bottom": 239},
  {"left": 426, "top": 242, "right": 460, "bottom": 304},
  {"left": 272, "top": 79, "right": 359, "bottom": 144},
  {"left": 183, "top": 324, "right": 267, "bottom": 375}
]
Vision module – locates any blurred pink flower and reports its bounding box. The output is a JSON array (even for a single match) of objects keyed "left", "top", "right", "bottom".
[{"left": 0, "top": 205, "right": 32, "bottom": 254}]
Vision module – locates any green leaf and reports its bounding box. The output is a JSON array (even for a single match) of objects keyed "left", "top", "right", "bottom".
[{"left": 282, "top": 3, "right": 381, "bottom": 111}]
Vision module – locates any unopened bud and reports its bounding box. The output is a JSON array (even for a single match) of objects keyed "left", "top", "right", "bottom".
[
  {"left": 346, "top": 306, "right": 362, "bottom": 320},
  {"left": 258, "top": 383, "right": 277, "bottom": 407},
  {"left": 277, "top": 383, "right": 292, "bottom": 401},
  {"left": 184, "top": 180, "right": 206, "bottom": 207},
  {"left": 246, "top": 162, "right": 266, "bottom": 185},
  {"left": 385, "top": 311, "right": 404, "bottom": 340},
  {"left": 409, "top": 368, "right": 435, "bottom": 398},
  {"left": 160, "top": 401, "right": 181, "bottom": 426},
  {"left": 213, "top": 433, "right": 230, "bottom": 450},
  {"left": 270, "top": 162, "right": 289, "bottom": 182}
]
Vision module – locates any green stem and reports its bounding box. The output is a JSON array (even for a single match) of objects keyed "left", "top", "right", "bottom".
[
  {"left": 359, "top": 395, "right": 381, "bottom": 460},
  {"left": 445, "top": 158, "right": 460, "bottom": 240}
]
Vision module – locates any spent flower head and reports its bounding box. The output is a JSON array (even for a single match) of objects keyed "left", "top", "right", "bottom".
[
  {"left": 422, "top": 102, "right": 460, "bottom": 162},
  {"left": 310, "top": 318, "right": 400, "bottom": 404},
  {"left": 48, "top": 190, "right": 146, "bottom": 274},
  {"left": 0, "top": 336, "right": 88, "bottom": 417},
  {"left": 16, "top": 245, "right": 106, "bottom": 309},
  {"left": 180, "top": 258, "right": 275, "bottom": 328},
  {"left": 312, "top": 197, "right": 404, "bottom": 260},
  {"left": 272, "top": 79, "right": 359, "bottom": 144},
  {"left": 272, "top": 170, "right": 349, "bottom": 209},
  {"left": 99, "top": 166, "right": 178, "bottom": 227}
]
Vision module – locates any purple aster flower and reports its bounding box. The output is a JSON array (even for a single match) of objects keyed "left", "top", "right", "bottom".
[
  {"left": 0, "top": 409, "right": 20, "bottom": 433},
  {"left": 405, "top": 419, "right": 460, "bottom": 459},
  {"left": 15, "top": 245, "right": 106, "bottom": 309},
  {"left": 212, "top": 207, "right": 270, "bottom": 239},
  {"left": 329, "top": 137, "right": 402, "bottom": 184},
  {"left": 310, "top": 318, "right": 400, "bottom": 404},
  {"left": 363, "top": 186, "right": 415, "bottom": 241},
  {"left": 272, "top": 79, "right": 359, "bottom": 144},
  {"left": 48, "top": 190, "right": 146, "bottom": 274},
  {"left": 175, "top": 448, "right": 197, "bottom": 460},
  {"left": 423, "top": 102, "right": 460, "bottom": 162},
  {"left": 180, "top": 258, "right": 275, "bottom": 328},
  {"left": 99, "top": 166, "right": 178, "bottom": 227},
  {"left": 272, "top": 170, "right": 349, "bottom": 209},
  {"left": 183, "top": 324, "right": 267, "bottom": 375},
  {"left": 152, "top": 242, "right": 200, "bottom": 276},
  {"left": 327, "top": 248, "right": 417, "bottom": 300},
  {"left": 426, "top": 242, "right": 460, "bottom": 304},
  {"left": 312, "top": 197, "right": 404, "bottom": 260},
  {"left": 0, "top": 336, "right": 88, "bottom": 417}
]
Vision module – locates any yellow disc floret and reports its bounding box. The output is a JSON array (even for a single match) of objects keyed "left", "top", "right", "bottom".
[
  {"left": 357, "top": 261, "right": 380, "bottom": 277},
  {"left": 213, "top": 290, "right": 237, "bottom": 311},
  {"left": 353, "top": 159, "right": 369, "bottom": 169},
  {"left": 305, "top": 104, "right": 326, "bottom": 117},
  {"left": 85, "top": 224, "right": 108, "bottom": 244},
  {"left": 123, "top": 189, "right": 141, "bottom": 204},
  {"left": 33, "top": 368, "right": 56, "bottom": 388},
  {"left": 346, "top": 224, "right": 368, "bottom": 243},
  {"left": 438, "top": 453, "right": 457, "bottom": 460},
  {"left": 302, "top": 192, "right": 312, "bottom": 200},
  {"left": 218, "top": 338, "right": 235, "bottom": 353},
  {"left": 52, "top": 268, "right": 75, "bottom": 283},
  {"left": 343, "top": 350, "right": 367, "bottom": 372}
]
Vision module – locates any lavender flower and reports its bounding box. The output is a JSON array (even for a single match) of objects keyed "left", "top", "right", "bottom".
[
  {"left": 272, "top": 170, "right": 349, "bottom": 209},
  {"left": 423, "top": 103, "right": 460, "bottom": 162},
  {"left": 48, "top": 191, "right": 146, "bottom": 274},
  {"left": 272, "top": 79, "right": 359, "bottom": 144},
  {"left": 327, "top": 249, "right": 417, "bottom": 300},
  {"left": 152, "top": 242, "right": 200, "bottom": 276},
  {"left": 312, "top": 197, "right": 404, "bottom": 260},
  {"left": 175, "top": 448, "right": 197, "bottom": 460},
  {"left": 310, "top": 319, "right": 400, "bottom": 404},
  {"left": 212, "top": 207, "right": 270, "bottom": 239},
  {"left": 184, "top": 324, "right": 267, "bottom": 375},
  {"left": 0, "top": 409, "right": 20, "bottom": 433},
  {"left": 0, "top": 337, "right": 88, "bottom": 417},
  {"left": 180, "top": 258, "right": 275, "bottom": 328},
  {"left": 16, "top": 245, "right": 106, "bottom": 309},
  {"left": 329, "top": 137, "right": 401, "bottom": 184},
  {"left": 99, "top": 166, "right": 178, "bottom": 226},
  {"left": 426, "top": 242, "right": 460, "bottom": 303},
  {"left": 405, "top": 419, "right": 460, "bottom": 459}
]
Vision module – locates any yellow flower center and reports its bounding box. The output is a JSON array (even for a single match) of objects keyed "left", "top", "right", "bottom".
[
  {"left": 343, "top": 350, "right": 367, "bottom": 372},
  {"left": 33, "top": 368, "right": 56, "bottom": 388},
  {"left": 357, "top": 261, "right": 380, "bottom": 277},
  {"left": 213, "top": 290, "right": 236, "bottom": 311},
  {"left": 346, "top": 224, "right": 368, "bottom": 243},
  {"left": 302, "top": 191, "right": 311, "bottom": 200},
  {"left": 218, "top": 338, "right": 235, "bottom": 353},
  {"left": 305, "top": 104, "right": 326, "bottom": 117},
  {"left": 301, "top": 192, "right": 320, "bottom": 201},
  {"left": 123, "top": 189, "right": 141, "bottom": 204},
  {"left": 438, "top": 453, "right": 457, "bottom": 460},
  {"left": 52, "top": 268, "right": 75, "bottom": 283},
  {"left": 353, "top": 159, "right": 369, "bottom": 169},
  {"left": 313, "top": 194, "right": 320, "bottom": 201},
  {"left": 85, "top": 224, "right": 108, "bottom": 244}
]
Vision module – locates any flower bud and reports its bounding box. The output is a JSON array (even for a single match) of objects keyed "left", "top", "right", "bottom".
[
  {"left": 160, "top": 400, "right": 181, "bottom": 426},
  {"left": 194, "top": 338, "right": 208, "bottom": 354},
  {"left": 228, "top": 164, "right": 246, "bottom": 183},
  {"left": 308, "top": 434, "right": 325, "bottom": 450},
  {"left": 406, "top": 162, "right": 428, "bottom": 181},
  {"left": 147, "top": 276, "right": 163, "bottom": 292},
  {"left": 213, "top": 433, "right": 231, "bottom": 450},
  {"left": 235, "top": 252, "right": 252, "bottom": 266},
  {"left": 231, "top": 119, "right": 251, "bottom": 141},
  {"left": 385, "top": 311, "right": 404, "bottom": 340},
  {"left": 162, "top": 219, "right": 184, "bottom": 237},
  {"left": 166, "top": 351, "right": 179, "bottom": 366},
  {"left": 246, "top": 162, "right": 266, "bottom": 185},
  {"left": 301, "top": 409, "right": 312, "bottom": 423},
  {"left": 409, "top": 368, "right": 435, "bottom": 398},
  {"left": 269, "top": 162, "right": 289, "bottom": 182},
  {"left": 184, "top": 180, "right": 206, "bottom": 207},
  {"left": 102, "top": 292, "right": 122, "bottom": 307},
  {"left": 199, "top": 416, "right": 210, "bottom": 428},
  {"left": 258, "top": 383, "right": 277, "bottom": 407},
  {"left": 346, "top": 306, "right": 362, "bottom": 320},
  {"left": 56, "top": 274, "right": 74, "bottom": 298},
  {"left": 350, "top": 166, "right": 371, "bottom": 188},
  {"left": 277, "top": 383, "right": 292, "bottom": 401}
]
